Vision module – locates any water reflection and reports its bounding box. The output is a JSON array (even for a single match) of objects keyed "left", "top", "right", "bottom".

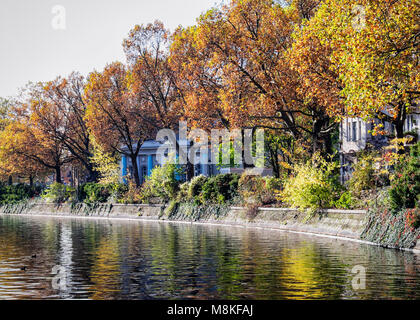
[{"left": 0, "top": 215, "right": 419, "bottom": 300}]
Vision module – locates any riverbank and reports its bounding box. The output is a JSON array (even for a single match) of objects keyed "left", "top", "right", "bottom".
[{"left": 1, "top": 201, "right": 419, "bottom": 253}]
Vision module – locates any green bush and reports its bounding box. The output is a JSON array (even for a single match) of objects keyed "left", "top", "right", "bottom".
[
  {"left": 348, "top": 152, "right": 376, "bottom": 196},
  {"left": 265, "top": 176, "right": 282, "bottom": 194},
  {"left": 78, "top": 183, "right": 128, "bottom": 204},
  {"left": 201, "top": 174, "right": 240, "bottom": 204},
  {"left": 187, "top": 175, "right": 208, "bottom": 203},
  {"left": 389, "top": 142, "right": 420, "bottom": 212},
  {"left": 0, "top": 184, "right": 43, "bottom": 205},
  {"left": 108, "top": 183, "right": 129, "bottom": 202},
  {"left": 78, "top": 183, "right": 110, "bottom": 203},
  {"left": 333, "top": 191, "right": 353, "bottom": 209},
  {"left": 42, "top": 183, "right": 76, "bottom": 204},
  {"left": 280, "top": 153, "right": 340, "bottom": 213},
  {"left": 140, "top": 162, "right": 181, "bottom": 203},
  {"left": 177, "top": 182, "right": 190, "bottom": 201}
]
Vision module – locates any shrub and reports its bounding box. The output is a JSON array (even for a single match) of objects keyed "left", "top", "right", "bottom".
[
  {"left": 177, "top": 182, "right": 190, "bottom": 201},
  {"left": 389, "top": 142, "right": 420, "bottom": 212},
  {"left": 201, "top": 177, "right": 220, "bottom": 203},
  {"left": 0, "top": 184, "right": 43, "bottom": 205},
  {"left": 238, "top": 174, "right": 280, "bottom": 206},
  {"left": 119, "top": 182, "right": 143, "bottom": 204},
  {"left": 140, "top": 162, "right": 181, "bottom": 203},
  {"left": 187, "top": 175, "right": 208, "bottom": 203},
  {"left": 78, "top": 183, "right": 128, "bottom": 204},
  {"left": 348, "top": 152, "right": 376, "bottom": 196},
  {"left": 279, "top": 153, "right": 340, "bottom": 213},
  {"left": 78, "top": 183, "right": 110, "bottom": 203},
  {"left": 265, "top": 176, "right": 282, "bottom": 194},
  {"left": 333, "top": 191, "right": 353, "bottom": 209},
  {"left": 200, "top": 174, "right": 240, "bottom": 204},
  {"left": 42, "top": 183, "right": 76, "bottom": 204}
]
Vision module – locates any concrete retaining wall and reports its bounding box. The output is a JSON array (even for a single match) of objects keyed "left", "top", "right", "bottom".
[{"left": 0, "top": 202, "right": 367, "bottom": 241}]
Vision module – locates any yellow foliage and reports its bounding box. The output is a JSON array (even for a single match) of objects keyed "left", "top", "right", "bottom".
[{"left": 89, "top": 136, "right": 121, "bottom": 185}]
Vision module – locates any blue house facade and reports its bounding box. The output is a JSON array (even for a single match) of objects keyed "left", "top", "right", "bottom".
[{"left": 120, "top": 140, "right": 221, "bottom": 184}]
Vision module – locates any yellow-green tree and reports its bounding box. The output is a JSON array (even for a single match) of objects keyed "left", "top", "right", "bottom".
[
  {"left": 84, "top": 62, "right": 155, "bottom": 186},
  {"left": 170, "top": 0, "right": 337, "bottom": 155},
  {"left": 293, "top": 0, "right": 419, "bottom": 138},
  {"left": 89, "top": 136, "right": 121, "bottom": 185}
]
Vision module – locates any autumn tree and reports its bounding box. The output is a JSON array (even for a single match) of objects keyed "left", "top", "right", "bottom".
[
  {"left": 37, "top": 73, "right": 98, "bottom": 182},
  {"left": 123, "top": 21, "right": 181, "bottom": 130},
  {"left": 89, "top": 136, "right": 121, "bottom": 185},
  {"left": 123, "top": 21, "right": 194, "bottom": 178},
  {"left": 84, "top": 62, "right": 156, "bottom": 186},
  {"left": 0, "top": 85, "right": 77, "bottom": 183},
  {"left": 0, "top": 98, "right": 10, "bottom": 132},
  {"left": 0, "top": 119, "right": 70, "bottom": 183},
  {"left": 294, "top": 0, "right": 419, "bottom": 140},
  {"left": 170, "top": 0, "right": 337, "bottom": 157},
  {"left": 170, "top": 25, "right": 230, "bottom": 131},
  {"left": 0, "top": 98, "right": 12, "bottom": 182}
]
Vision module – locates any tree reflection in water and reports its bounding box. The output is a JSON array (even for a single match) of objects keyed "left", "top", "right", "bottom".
[{"left": 0, "top": 215, "right": 419, "bottom": 300}]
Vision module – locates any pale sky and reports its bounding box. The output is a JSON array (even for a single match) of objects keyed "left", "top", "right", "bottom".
[{"left": 0, "top": 0, "right": 220, "bottom": 98}]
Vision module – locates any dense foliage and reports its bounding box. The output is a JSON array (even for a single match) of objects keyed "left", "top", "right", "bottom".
[
  {"left": 389, "top": 143, "right": 420, "bottom": 212},
  {"left": 348, "top": 152, "right": 377, "bottom": 196},
  {"left": 139, "top": 162, "right": 181, "bottom": 203},
  {"left": 280, "top": 154, "right": 340, "bottom": 213},
  {"left": 78, "top": 182, "right": 128, "bottom": 204},
  {"left": 41, "top": 183, "right": 76, "bottom": 204},
  {"left": 0, "top": 184, "right": 42, "bottom": 205},
  {"left": 0, "top": 0, "right": 418, "bottom": 217}
]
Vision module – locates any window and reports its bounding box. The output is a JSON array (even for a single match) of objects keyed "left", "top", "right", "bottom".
[
  {"left": 347, "top": 121, "right": 351, "bottom": 142},
  {"left": 406, "top": 115, "right": 415, "bottom": 132},
  {"left": 140, "top": 166, "right": 147, "bottom": 184},
  {"left": 195, "top": 164, "right": 202, "bottom": 176},
  {"left": 358, "top": 120, "right": 362, "bottom": 141},
  {"left": 352, "top": 121, "right": 357, "bottom": 141}
]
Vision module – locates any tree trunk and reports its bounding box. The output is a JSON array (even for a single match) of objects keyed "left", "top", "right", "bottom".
[
  {"left": 8, "top": 176, "right": 12, "bottom": 185},
  {"left": 29, "top": 175, "right": 34, "bottom": 187},
  {"left": 323, "top": 132, "right": 333, "bottom": 157},
  {"left": 175, "top": 139, "right": 192, "bottom": 181},
  {"left": 395, "top": 120, "right": 406, "bottom": 155},
  {"left": 395, "top": 100, "right": 407, "bottom": 154},
  {"left": 268, "top": 143, "right": 280, "bottom": 178},
  {"left": 312, "top": 116, "right": 322, "bottom": 155},
  {"left": 86, "top": 166, "right": 99, "bottom": 183},
  {"left": 55, "top": 167, "right": 62, "bottom": 183},
  {"left": 395, "top": 121, "right": 404, "bottom": 139},
  {"left": 130, "top": 154, "right": 141, "bottom": 187},
  {"left": 186, "top": 162, "right": 194, "bottom": 181}
]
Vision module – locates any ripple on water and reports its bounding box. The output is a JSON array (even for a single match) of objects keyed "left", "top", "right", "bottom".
[{"left": 0, "top": 215, "right": 419, "bottom": 299}]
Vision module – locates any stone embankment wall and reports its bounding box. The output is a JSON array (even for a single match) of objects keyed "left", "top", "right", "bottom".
[
  {"left": 2, "top": 202, "right": 419, "bottom": 251},
  {"left": 0, "top": 201, "right": 367, "bottom": 241}
]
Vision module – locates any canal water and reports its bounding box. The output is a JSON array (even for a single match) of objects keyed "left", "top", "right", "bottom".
[{"left": 0, "top": 215, "right": 419, "bottom": 300}]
